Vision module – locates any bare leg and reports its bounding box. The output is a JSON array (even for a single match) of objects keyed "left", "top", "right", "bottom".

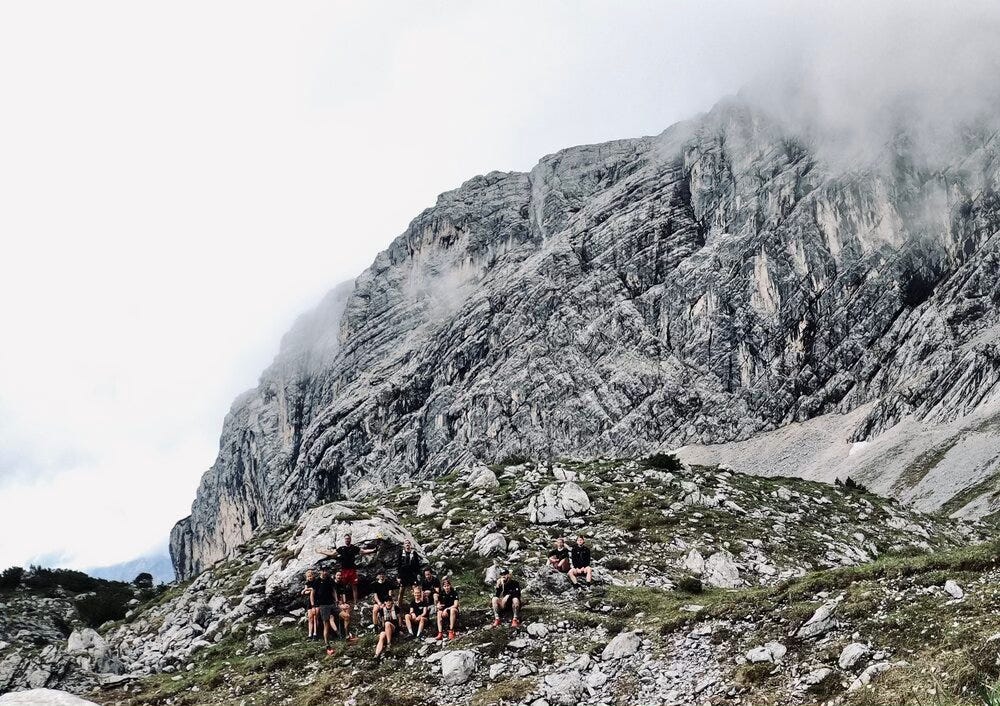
[
  {"left": 511, "top": 598, "right": 521, "bottom": 619},
  {"left": 449, "top": 607, "right": 459, "bottom": 630}
]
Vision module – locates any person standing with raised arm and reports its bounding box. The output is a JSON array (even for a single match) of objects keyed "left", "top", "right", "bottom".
[{"left": 318, "top": 533, "right": 375, "bottom": 606}]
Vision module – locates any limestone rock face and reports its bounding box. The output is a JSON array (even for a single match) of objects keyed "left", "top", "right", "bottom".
[{"left": 172, "top": 95, "right": 1000, "bottom": 579}]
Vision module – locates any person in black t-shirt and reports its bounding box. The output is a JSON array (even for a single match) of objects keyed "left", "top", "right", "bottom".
[
  {"left": 313, "top": 568, "right": 340, "bottom": 649},
  {"left": 318, "top": 533, "right": 376, "bottom": 605},
  {"left": 373, "top": 596, "right": 400, "bottom": 659},
  {"left": 301, "top": 569, "right": 319, "bottom": 640},
  {"left": 404, "top": 585, "right": 432, "bottom": 638},
  {"left": 548, "top": 537, "right": 570, "bottom": 573},
  {"left": 435, "top": 578, "right": 460, "bottom": 641},
  {"left": 568, "top": 535, "right": 593, "bottom": 586},
  {"left": 396, "top": 539, "right": 422, "bottom": 603},
  {"left": 419, "top": 567, "right": 441, "bottom": 598},
  {"left": 369, "top": 570, "right": 398, "bottom": 628},
  {"left": 491, "top": 568, "right": 522, "bottom": 628}
]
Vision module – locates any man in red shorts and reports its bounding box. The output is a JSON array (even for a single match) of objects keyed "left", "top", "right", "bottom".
[{"left": 319, "top": 533, "right": 375, "bottom": 605}]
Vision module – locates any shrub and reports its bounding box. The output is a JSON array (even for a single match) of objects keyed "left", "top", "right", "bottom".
[
  {"left": 676, "top": 576, "right": 703, "bottom": 594},
  {"left": 497, "top": 454, "right": 530, "bottom": 467},
  {"left": 133, "top": 572, "right": 154, "bottom": 589},
  {"left": 640, "top": 453, "right": 683, "bottom": 471},
  {"left": 604, "top": 557, "right": 631, "bottom": 571},
  {"left": 0, "top": 566, "right": 24, "bottom": 590}
]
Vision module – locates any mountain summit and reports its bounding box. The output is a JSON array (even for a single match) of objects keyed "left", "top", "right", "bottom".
[{"left": 171, "top": 96, "right": 1000, "bottom": 580}]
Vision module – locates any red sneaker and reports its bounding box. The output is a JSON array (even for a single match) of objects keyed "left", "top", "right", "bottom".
[
  {"left": 490, "top": 619, "right": 501, "bottom": 628},
  {"left": 511, "top": 618, "right": 521, "bottom": 628},
  {"left": 448, "top": 630, "right": 456, "bottom": 640},
  {"left": 435, "top": 632, "right": 444, "bottom": 641},
  {"left": 325, "top": 648, "right": 335, "bottom": 656}
]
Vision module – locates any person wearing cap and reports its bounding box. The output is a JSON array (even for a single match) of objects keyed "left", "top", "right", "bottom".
[
  {"left": 491, "top": 568, "right": 522, "bottom": 628},
  {"left": 318, "top": 532, "right": 376, "bottom": 606},
  {"left": 435, "top": 577, "right": 461, "bottom": 641}
]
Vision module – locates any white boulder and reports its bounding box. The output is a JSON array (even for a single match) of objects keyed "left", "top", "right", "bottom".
[{"left": 440, "top": 650, "right": 478, "bottom": 685}]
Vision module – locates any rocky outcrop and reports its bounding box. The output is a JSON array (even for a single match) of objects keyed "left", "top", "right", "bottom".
[{"left": 173, "top": 95, "right": 1000, "bottom": 579}]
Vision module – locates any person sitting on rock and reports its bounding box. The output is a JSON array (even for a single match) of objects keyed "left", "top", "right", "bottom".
[
  {"left": 568, "top": 535, "right": 593, "bottom": 586},
  {"left": 396, "top": 539, "right": 422, "bottom": 603},
  {"left": 314, "top": 568, "right": 340, "bottom": 652},
  {"left": 491, "top": 568, "right": 522, "bottom": 628},
  {"left": 548, "top": 537, "right": 570, "bottom": 573},
  {"left": 435, "top": 577, "right": 460, "bottom": 641},
  {"left": 404, "top": 585, "right": 432, "bottom": 638},
  {"left": 301, "top": 569, "right": 319, "bottom": 640},
  {"left": 319, "top": 533, "right": 376, "bottom": 606},
  {"left": 334, "top": 569, "right": 357, "bottom": 642},
  {"left": 373, "top": 596, "right": 400, "bottom": 660},
  {"left": 420, "top": 567, "right": 441, "bottom": 598},
  {"left": 369, "top": 570, "right": 397, "bottom": 629}
]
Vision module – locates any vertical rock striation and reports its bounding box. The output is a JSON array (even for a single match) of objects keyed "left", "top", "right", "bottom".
[{"left": 172, "top": 97, "right": 1000, "bottom": 579}]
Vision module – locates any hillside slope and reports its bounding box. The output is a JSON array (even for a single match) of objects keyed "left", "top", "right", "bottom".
[
  {"left": 41, "top": 459, "right": 997, "bottom": 706},
  {"left": 172, "top": 95, "right": 1000, "bottom": 579}
]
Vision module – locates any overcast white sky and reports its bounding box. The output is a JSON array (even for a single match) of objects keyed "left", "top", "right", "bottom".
[{"left": 1, "top": 1, "right": 997, "bottom": 571}]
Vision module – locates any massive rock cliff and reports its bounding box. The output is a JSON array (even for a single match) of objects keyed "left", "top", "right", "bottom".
[{"left": 172, "top": 96, "right": 1000, "bottom": 579}]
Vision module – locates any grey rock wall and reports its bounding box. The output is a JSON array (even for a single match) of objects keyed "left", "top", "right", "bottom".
[{"left": 172, "top": 97, "right": 1000, "bottom": 579}]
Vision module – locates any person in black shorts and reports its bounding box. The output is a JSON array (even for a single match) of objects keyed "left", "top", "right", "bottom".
[
  {"left": 420, "top": 567, "right": 441, "bottom": 598},
  {"left": 396, "top": 539, "right": 421, "bottom": 603},
  {"left": 404, "top": 585, "right": 432, "bottom": 638},
  {"left": 491, "top": 568, "right": 522, "bottom": 628},
  {"left": 435, "top": 577, "right": 460, "bottom": 641},
  {"left": 313, "top": 568, "right": 340, "bottom": 652},
  {"left": 373, "top": 596, "right": 400, "bottom": 660},
  {"left": 548, "top": 537, "right": 570, "bottom": 573},
  {"left": 301, "top": 569, "right": 319, "bottom": 640},
  {"left": 569, "top": 535, "right": 593, "bottom": 586},
  {"left": 369, "top": 570, "right": 398, "bottom": 628},
  {"left": 319, "top": 533, "right": 376, "bottom": 605}
]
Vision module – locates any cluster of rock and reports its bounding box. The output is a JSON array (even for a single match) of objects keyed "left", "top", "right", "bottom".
[{"left": 172, "top": 93, "right": 1000, "bottom": 580}]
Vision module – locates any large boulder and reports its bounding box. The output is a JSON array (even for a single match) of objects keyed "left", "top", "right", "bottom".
[
  {"left": 247, "top": 502, "right": 421, "bottom": 599},
  {"left": 66, "top": 629, "right": 122, "bottom": 674},
  {"left": 416, "top": 492, "right": 438, "bottom": 517},
  {"left": 601, "top": 631, "right": 641, "bottom": 660},
  {"left": 543, "top": 670, "right": 586, "bottom": 705},
  {"left": 703, "top": 550, "right": 741, "bottom": 588},
  {"left": 797, "top": 602, "right": 838, "bottom": 639},
  {"left": 527, "top": 482, "right": 591, "bottom": 524},
  {"left": 440, "top": 650, "right": 478, "bottom": 685},
  {"left": 466, "top": 465, "right": 500, "bottom": 490}
]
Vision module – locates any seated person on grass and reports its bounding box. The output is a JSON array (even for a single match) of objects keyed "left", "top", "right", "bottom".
[
  {"left": 420, "top": 567, "right": 441, "bottom": 598},
  {"left": 369, "top": 570, "right": 398, "bottom": 628},
  {"left": 435, "top": 577, "right": 460, "bottom": 641},
  {"left": 334, "top": 570, "right": 356, "bottom": 641},
  {"left": 491, "top": 568, "right": 522, "bottom": 628},
  {"left": 568, "top": 535, "right": 593, "bottom": 586},
  {"left": 374, "top": 596, "right": 400, "bottom": 660},
  {"left": 548, "top": 537, "right": 570, "bottom": 573},
  {"left": 404, "top": 585, "right": 432, "bottom": 638}
]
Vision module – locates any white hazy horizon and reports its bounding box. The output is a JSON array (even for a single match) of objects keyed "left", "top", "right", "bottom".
[{"left": 2, "top": 0, "right": 999, "bottom": 572}]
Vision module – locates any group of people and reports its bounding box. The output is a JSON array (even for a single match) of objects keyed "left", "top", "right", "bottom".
[{"left": 301, "top": 532, "right": 593, "bottom": 659}]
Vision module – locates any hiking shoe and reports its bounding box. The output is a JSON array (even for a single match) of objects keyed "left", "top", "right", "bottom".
[
  {"left": 490, "top": 619, "right": 502, "bottom": 628},
  {"left": 511, "top": 618, "right": 521, "bottom": 628},
  {"left": 448, "top": 630, "right": 456, "bottom": 641},
  {"left": 325, "top": 648, "right": 335, "bottom": 656},
  {"left": 435, "top": 632, "right": 444, "bottom": 641}
]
